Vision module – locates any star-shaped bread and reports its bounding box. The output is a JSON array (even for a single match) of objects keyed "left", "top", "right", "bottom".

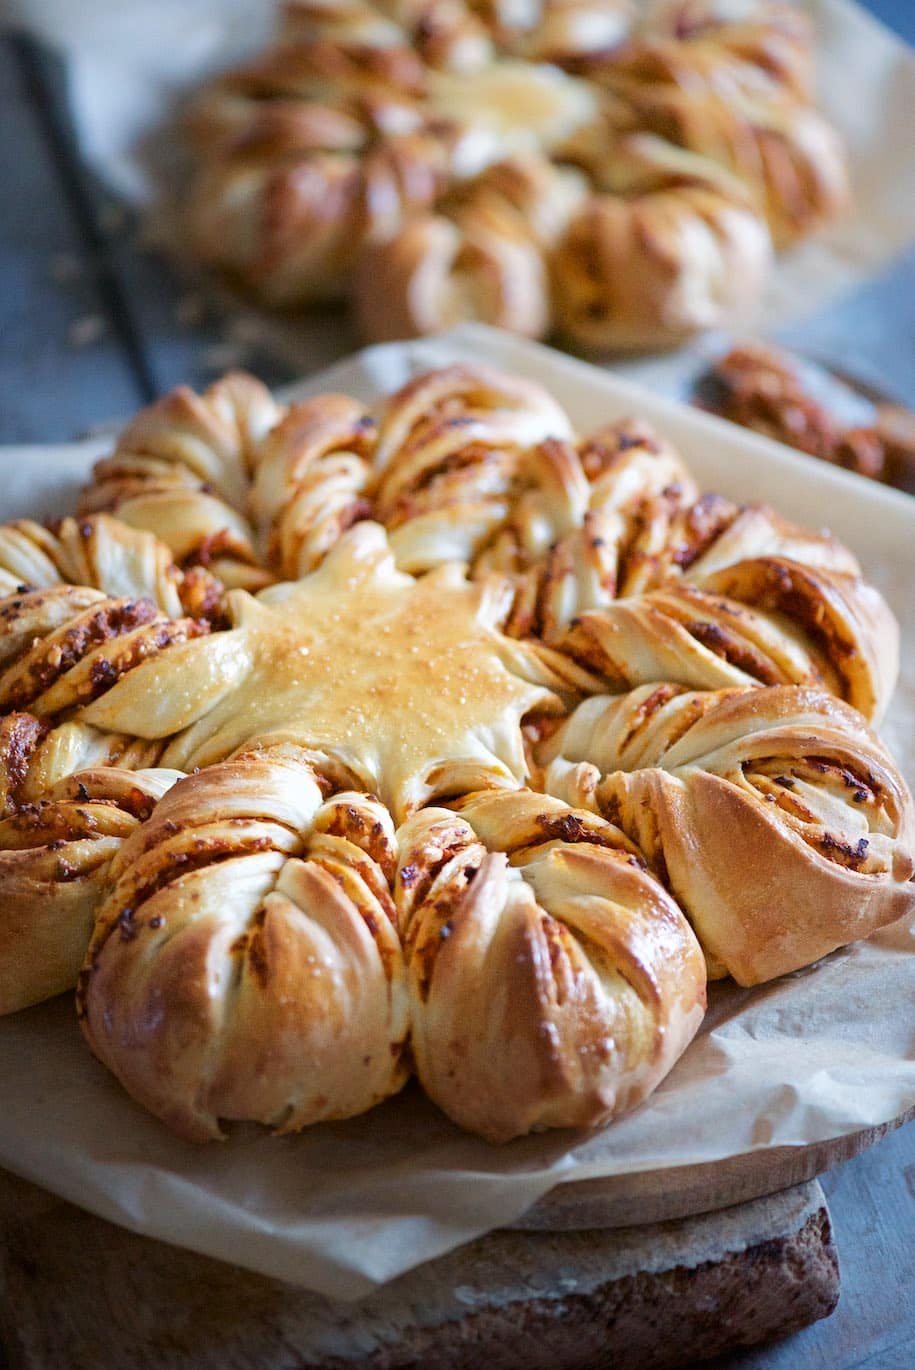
[{"left": 79, "top": 523, "right": 564, "bottom": 820}]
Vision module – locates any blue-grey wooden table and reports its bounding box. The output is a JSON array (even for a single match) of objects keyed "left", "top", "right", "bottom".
[{"left": 0, "top": 5, "right": 913, "bottom": 1368}]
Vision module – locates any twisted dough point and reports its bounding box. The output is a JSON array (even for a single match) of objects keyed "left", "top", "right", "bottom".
[
  {"left": 642, "top": 2, "right": 816, "bottom": 102},
  {"left": 396, "top": 787, "right": 705, "bottom": 1141},
  {"left": 193, "top": 130, "right": 454, "bottom": 309},
  {"left": 354, "top": 199, "right": 551, "bottom": 342},
  {"left": 597, "top": 50, "right": 848, "bottom": 247},
  {"left": 203, "top": 34, "right": 429, "bottom": 107},
  {"left": 497, "top": 0, "right": 637, "bottom": 66},
  {"left": 184, "top": 89, "right": 367, "bottom": 163},
  {"left": 251, "top": 394, "right": 376, "bottom": 578},
  {"left": 0, "top": 513, "right": 213, "bottom": 621},
  {"left": 551, "top": 137, "right": 773, "bottom": 352},
  {"left": 0, "top": 586, "right": 208, "bottom": 722},
  {"left": 0, "top": 584, "right": 205, "bottom": 830},
  {"left": 493, "top": 418, "right": 699, "bottom": 634},
  {"left": 519, "top": 480, "right": 895, "bottom": 725},
  {"left": 541, "top": 683, "right": 915, "bottom": 985},
  {"left": 372, "top": 363, "right": 573, "bottom": 571},
  {"left": 0, "top": 710, "right": 162, "bottom": 819},
  {"left": 354, "top": 155, "right": 586, "bottom": 342},
  {"left": 80, "top": 373, "right": 283, "bottom": 591},
  {"left": 0, "top": 766, "right": 181, "bottom": 1014},
  {"left": 555, "top": 566, "right": 895, "bottom": 724},
  {"left": 187, "top": 150, "right": 365, "bottom": 307},
  {"left": 284, "top": 0, "right": 495, "bottom": 73},
  {"left": 78, "top": 750, "right": 409, "bottom": 1142},
  {"left": 492, "top": 434, "right": 875, "bottom": 695}
]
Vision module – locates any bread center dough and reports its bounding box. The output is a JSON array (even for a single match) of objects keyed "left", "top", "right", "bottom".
[{"left": 86, "top": 523, "right": 555, "bottom": 819}]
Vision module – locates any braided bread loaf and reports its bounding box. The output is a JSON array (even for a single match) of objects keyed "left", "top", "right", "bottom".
[
  {"left": 2, "top": 360, "right": 911, "bottom": 1149},
  {"left": 179, "top": 0, "right": 849, "bottom": 349}
]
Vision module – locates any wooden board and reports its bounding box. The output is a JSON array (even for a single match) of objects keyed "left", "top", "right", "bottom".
[
  {"left": 516, "top": 1108, "right": 915, "bottom": 1230},
  {"left": 0, "top": 1169, "right": 838, "bottom": 1370}
]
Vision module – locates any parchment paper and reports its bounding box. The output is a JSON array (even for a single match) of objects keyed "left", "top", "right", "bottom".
[
  {"left": 5, "top": 0, "right": 915, "bottom": 370},
  {"left": 0, "top": 324, "right": 912, "bottom": 1300}
]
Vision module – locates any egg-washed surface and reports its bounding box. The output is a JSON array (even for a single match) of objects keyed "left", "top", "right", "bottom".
[{"left": 82, "top": 524, "right": 558, "bottom": 818}]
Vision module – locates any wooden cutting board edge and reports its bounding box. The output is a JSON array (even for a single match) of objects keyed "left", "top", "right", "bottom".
[{"left": 513, "top": 1104, "right": 915, "bottom": 1230}]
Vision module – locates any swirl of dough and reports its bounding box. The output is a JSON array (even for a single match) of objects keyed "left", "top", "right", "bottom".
[
  {"left": 372, "top": 362, "right": 574, "bottom": 571},
  {"left": 0, "top": 765, "right": 182, "bottom": 1014},
  {"left": 510, "top": 0, "right": 637, "bottom": 65},
  {"left": 594, "top": 47, "right": 848, "bottom": 246},
  {"left": 184, "top": 88, "right": 367, "bottom": 163},
  {"left": 284, "top": 0, "right": 496, "bottom": 72},
  {"left": 643, "top": 1, "right": 815, "bottom": 100},
  {"left": 354, "top": 199, "right": 552, "bottom": 343},
  {"left": 79, "top": 373, "right": 283, "bottom": 591},
  {"left": 553, "top": 561, "right": 896, "bottom": 724},
  {"left": 0, "top": 583, "right": 208, "bottom": 825},
  {"left": 540, "top": 683, "right": 915, "bottom": 985},
  {"left": 203, "top": 34, "right": 429, "bottom": 108},
  {"left": 78, "top": 749, "right": 409, "bottom": 1142},
  {"left": 0, "top": 513, "right": 201, "bottom": 620},
  {"left": 188, "top": 126, "right": 457, "bottom": 309},
  {"left": 550, "top": 131, "right": 774, "bottom": 352},
  {"left": 187, "top": 147, "right": 366, "bottom": 307},
  {"left": 494, "top": 418, "right": 699, "bottom": 635},
  {"left": 506, "top": 486, "right": 861, "bottom": 642},
  {"left": 251, "top": 394, "right": 377, "bottom": 578},
  {"left": 0, "top": 708, "right": 163, "bottom": 818},
  {"left": 395, "top": 787, "right": 706, "bottom": 1141},
  {"left": 353, "top": 154, "right": 586, "bottom": 344},
  {"left": 0, "top": 587, "right": 208, "bottom": 721}
]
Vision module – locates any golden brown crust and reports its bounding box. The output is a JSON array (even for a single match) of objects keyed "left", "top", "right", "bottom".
[
  {"left": 550, "top": 133, "right": 774, "bottom": 352},
  {"left": 251, "top": 393, "right": 376, "bottom": 577},
  {"left": 0, "top": 766, "right": 182, "bottom": 1014},
  {"left": 0, "top": 575, "right": 214, "bottom": 1007},
  {"left": 353, "top": 154, "right": 585, "bottom": 343},
  {"left": 80, "top": 373, "right": 283, "bottom": 591},
  {"left": 355, "top": 202, "right": 551, "bottom": 341},
  {"left": 396, "top": 788, "right": 706, "bottom": 1141},
  {"left": 78, "top": 750, "right": 409, "bottom": 1142},
  {"left": 541, "top": 683, "right": 915, "bottom": 985}
]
